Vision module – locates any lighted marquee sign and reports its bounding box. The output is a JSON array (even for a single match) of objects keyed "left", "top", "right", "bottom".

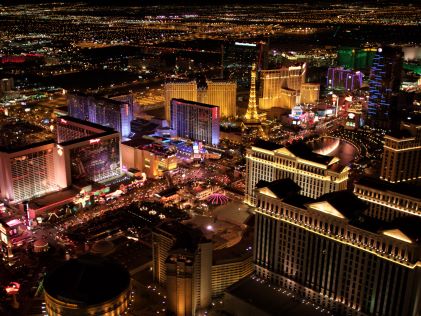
[{"left": 89, "top": 138, "right": 101, "bottom": 144}]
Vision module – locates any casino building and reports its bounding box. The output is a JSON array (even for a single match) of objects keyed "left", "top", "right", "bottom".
[
  {"left": 245, "top": 140, "right": 349, "bottom": 206},
  {"left": 254, "top": 179, "right": 421, "bottom": 316},
  {"left": 67, "top": 93, "right": 134, "bottom": 138},
  {"left": 0, "top": 116, "right": 121, "bottom": 203},
  {"left": 170, "top": 99, "right": 220, "bottom": 146}
]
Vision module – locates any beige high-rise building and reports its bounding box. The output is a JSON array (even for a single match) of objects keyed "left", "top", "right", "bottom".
[
  {"left": 165, "top": 80, "right": 237, "bottom": 122},
  {"left": 259, "top": 64, "right": 306, "bottom": 110},
  {"left": 254, "top": 179, "right": 421, "bottom": 316},
  {"left": 152, "top": 222, "right": 212, "bottom": 316},
  {"left": 199, "top": 81, "right": 237, "bottom": 117},
  {"left": 380, "top": 118, "right": 421, "bottom": 183},
  {"left": 300, "top": 83, "right": 320, "bottom": 104},
  {"left": 279, "top": 88, "right": 299, "bottom": 110},
  {"left": 245, "top": 140, "right": 349, "bottom": 206},
  {"left": 164, "top": 82, "right": 198, "bottom": 122}
]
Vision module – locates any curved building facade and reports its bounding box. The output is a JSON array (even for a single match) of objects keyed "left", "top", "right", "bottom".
[{"left": 44, "top": 255, "right": 131, "bottom": 316}]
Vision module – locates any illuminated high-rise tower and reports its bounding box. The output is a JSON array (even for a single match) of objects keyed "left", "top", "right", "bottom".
[
  {"left": 367, "top": 47, "right": 403, "bottom": 129},
  {"left": 242, "top": 64, "right": 265, "bottom": 140},
  {"left": 244, "top": 64, "right": 259, "bottom": 123}
]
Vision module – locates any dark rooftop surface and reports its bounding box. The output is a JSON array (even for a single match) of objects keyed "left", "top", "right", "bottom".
[
  {"left": 386, "top": 129, "right": 414, "bottom": 139},
  {"left": 122, "top": 137, "right": 154, "bottom": 148},
  {"left": 0, "top": 139, "right": 55, "bottom": 154},
  {"left": 315, "top": 190, "right": 368, "bottom": 219},
  {"left": 252, "top": 139, "right": 282, "bottom": 151},
  {"left": 225, "top": 276, "right": 326, "bottom": 316},
  {"left": 213, "top": 226, "right": 253, "bottom": 265},
  {"left": 59, "top": 115, "right": 116, "bottom": 133},
  {"left": 357, "top": 176, "right": 421, "bottom": 200},
  {"left": 256, "top": 178, "right": 301, "bottom": 199},
  {"left": 171, "top": 98, "right": 219, "bottom": 109},
  {"left": 29, "top": 188, "right": 80, "bottom": 210},
  {"left": 155, "top": 221, "right": 209, "bottom": 254},
  {"left": 44, "top": 255, "right": 130, "bottom": 306}
]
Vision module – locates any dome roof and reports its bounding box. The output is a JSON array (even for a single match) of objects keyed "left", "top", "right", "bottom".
[
  {"left": 44, "top": 255, "right": 130, "bottom": 305},
  {"left": 90, "top": 240, "right": 115, "bottom": 255}
]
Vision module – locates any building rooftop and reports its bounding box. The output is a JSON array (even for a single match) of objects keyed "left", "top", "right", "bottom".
[
  {"left": 213, "top": 225, "right": 253, "bottom": 265},
  {"left": 122, "top": 138, "right": 154, "bottom": 148},
  {"left": 155, "top": 221, "right": 209, "bottom": 254},
  {"left": 386, "top": 129, "right": 414, "bottom": 139},
  {"left": 314, "top": 190, "right": 368, "bottom": 219},
  {"left": 171, "top": 98, "right": 219, "bottom": 109},
  {"left": 356, "top": 176, "right": 421, "bottom": 200},
  {"left": 225, "top": 276, "right": 327, "bottom": 316},
  {"left": 252, "top": 139, "right": 282, "bottom": 151},
  {"left": 256, "top": 178, "right": 301, "bottom": 199},
  {"left": 44, "top": 255, "right": 130, "bottom": 306}
]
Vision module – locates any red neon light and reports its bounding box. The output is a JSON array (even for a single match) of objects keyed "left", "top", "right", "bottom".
[{"left": 5, "top": 282, "right": 20, "bottom": 295}]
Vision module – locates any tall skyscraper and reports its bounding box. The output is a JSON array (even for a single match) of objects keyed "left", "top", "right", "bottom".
[
  {"left": 164, "top": 81, "right": 198, "bottom": 122},
  {"left": 367, "top": 47, "right": 403, "bottom": 129},
  {"left": 0, "top": 141, "right": 59, "bottom": 203},
  {"left": 67, "top": 93, "right": 134, "bottom": 138},
  {"left": 254, "top": 179, "right": 421, "bottom": 316},
  {"left": 0, "top": 117, "right": 121, "bottom": 203},
  {"left": 198, "top": 81, "right": 237, "bottom": 118},
  {"left": 354, "top": 176, "right": 421, "bottom": 221},
  {"left": 258, "top": 64, "right": 306, "bottom": 110},
  {"left": 300, "top": 83, "right": 320, "bottom": 104},
  {"left": 244, "top": 140, "right": 349, "bottom": 206},
  {"left": 170, "top": 99, "right": 220, "bottom": 146},
  {"left": 326, "top": 67, "right": 363, "bottom": 91},
  {"left": 380, "top": 116, "right": 421, "bottom": 183},
  {"left": 165, "top": 80, "right": 237, "bottom": 120},
  {"left": 152, "top": 222, "right": 212, "bottom": 316}
]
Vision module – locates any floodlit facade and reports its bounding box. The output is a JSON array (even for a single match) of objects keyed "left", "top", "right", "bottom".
[
  {"left": 354, "top": 176, "right": 421, "bottom": 221},
  {"left": 152, "top": 222, "right": 212, "bottom": 316},
  {"left": 254, "top": 180, "right": 421, "bottom": 316},
  {"left": 199, "top": 81, "right": 237, "bottom": 117},
  {"left": 245, "top": 140, "right": 349, "bottom": 206},
  {"left": 121, "top": 139, "right": 177, "bottom": 179},
  {"left": 259, "top": 64, "right": 306, "bottom": 110},
  {"left": 67, "top": 93, "right": 134, "bottom": 138},
  {"left": 171, "top": 99, "right": 220, "bottom": 146},
  {"left": 380, "top": 119, "right": 421, "bottom": 183},
  {"left": 164, "top": 81, "right": 198, "bottom": 122},
  {"left": 367, "top": 47, "right": 403, "bottom": 129},
  {"left": 0, "top": 117, "right": 121, "bottom": 203},
  {"left": 0, "top": 141, "right": 60, "bottom": 203},
  {"left": 326, "top": 67, "right": 363, "bottom": 91},
  {"left": 300, "top": 83, "right": 320, "bottom": 104},
  {"left": 165, "top": 80, "right": 237, "bottom": 121}
]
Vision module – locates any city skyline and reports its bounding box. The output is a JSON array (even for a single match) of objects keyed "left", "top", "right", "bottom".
[{"left": 0, "top": 1, "right": 420, "bottom": 316}]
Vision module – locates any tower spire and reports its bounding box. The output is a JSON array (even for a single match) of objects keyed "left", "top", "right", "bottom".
[{"left": 244, "top": 63, "right": 259, "bottom": 122}]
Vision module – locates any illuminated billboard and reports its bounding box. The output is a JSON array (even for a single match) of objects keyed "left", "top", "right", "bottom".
[{"left": 70, "top": 136, "right": 120, "bottom": 182}]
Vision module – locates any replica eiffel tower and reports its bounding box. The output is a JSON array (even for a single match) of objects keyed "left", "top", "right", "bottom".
[{"left": 242, "top": 63, "right": 266, "bottom": 141}]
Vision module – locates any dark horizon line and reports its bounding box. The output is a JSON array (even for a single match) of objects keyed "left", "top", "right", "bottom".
[{"left": 2, "top": 0, "right": 420, "bottom": 6}]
